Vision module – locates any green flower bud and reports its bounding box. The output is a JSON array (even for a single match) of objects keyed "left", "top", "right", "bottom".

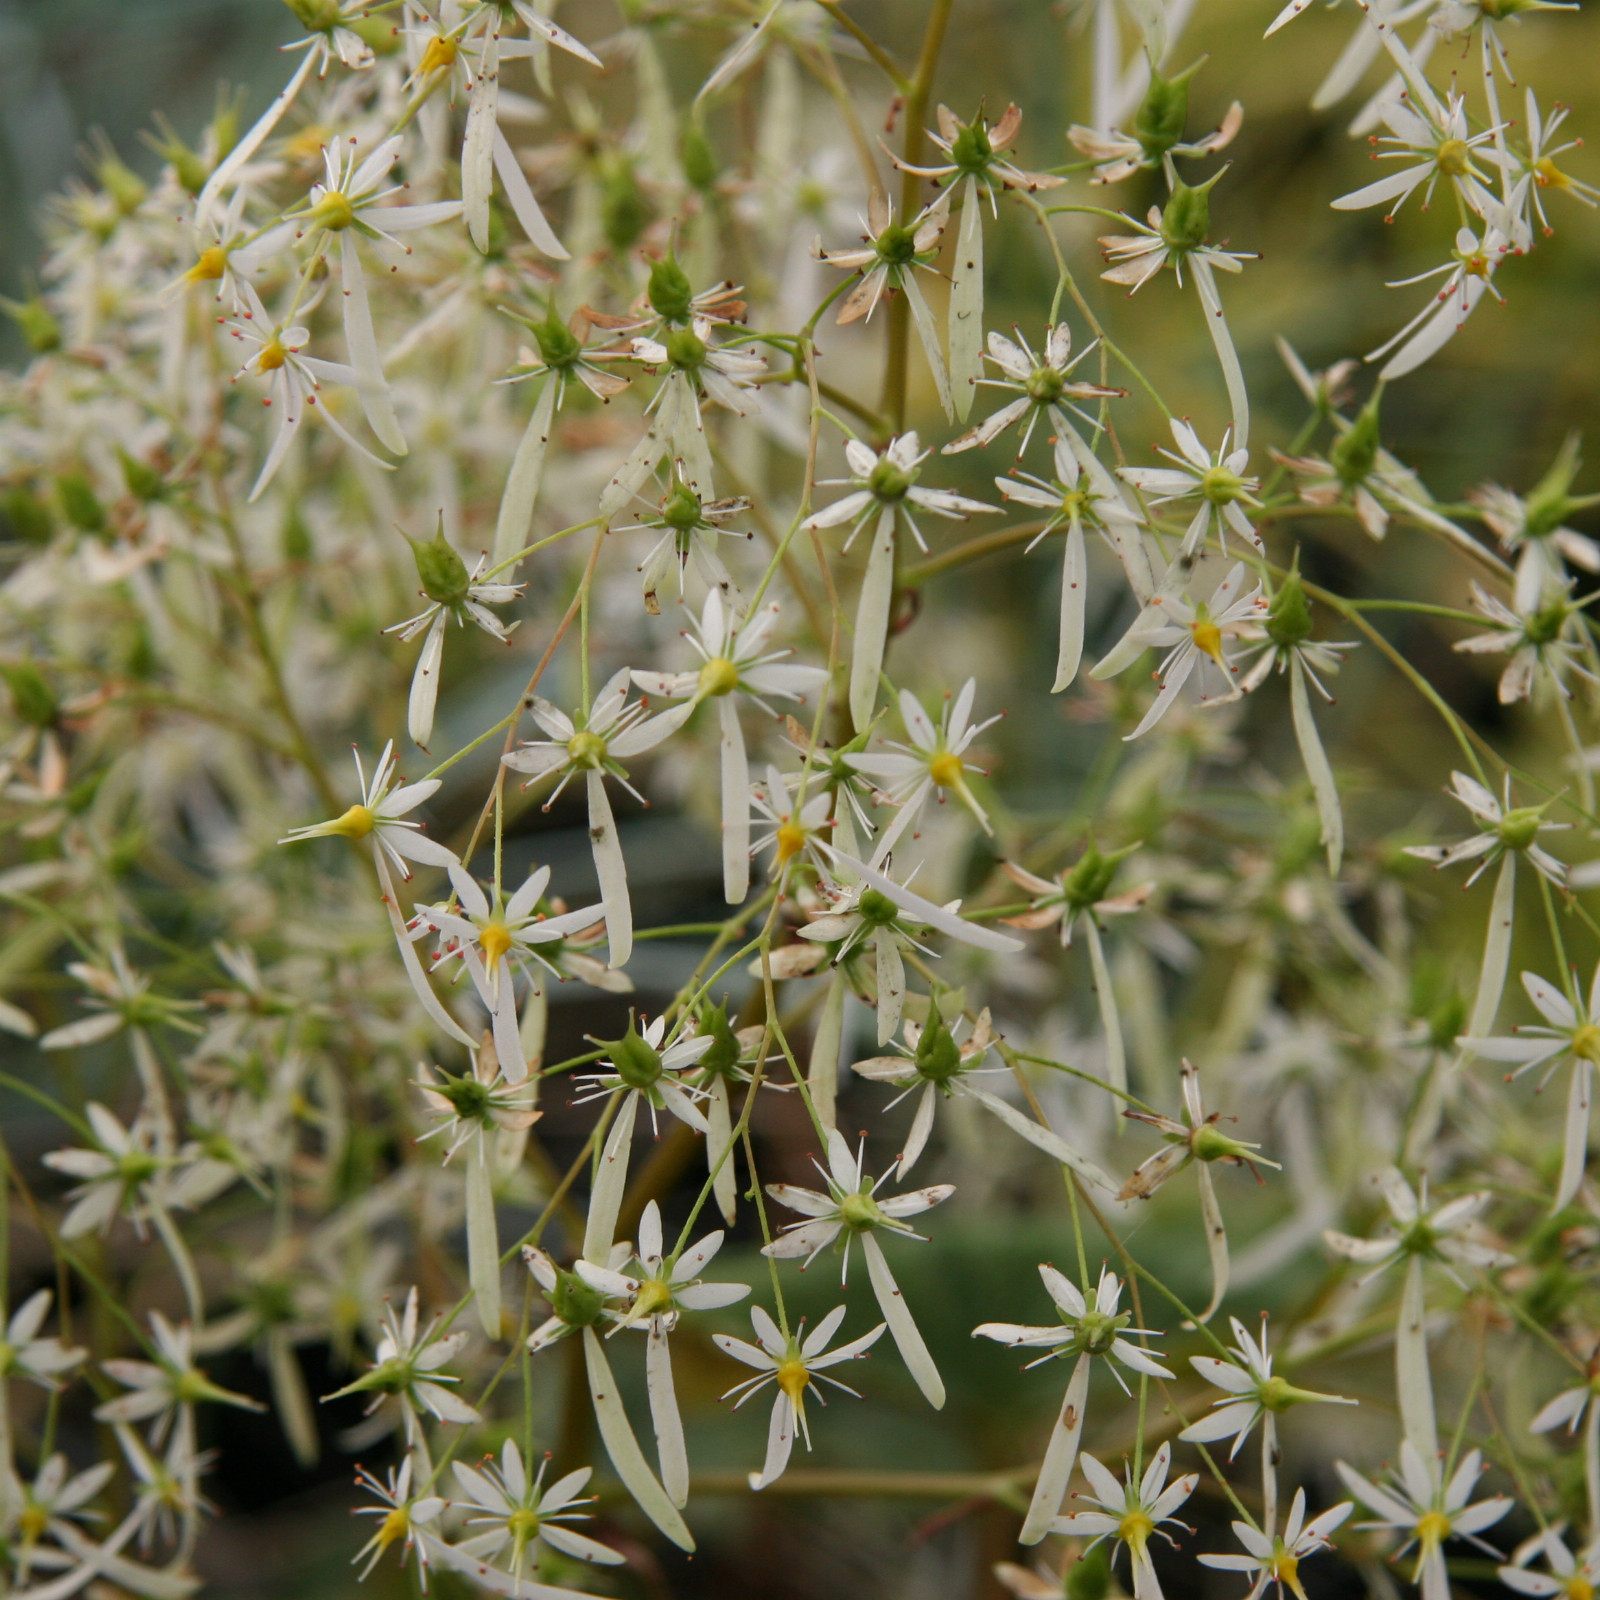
[
  {"left": 94, "top": 147, "right": 146, "bottom": 217},
  {"left": 1330, "top": 395, "right": 1382, "bottom": 487},
  {"left": 695, "top": 1000, "right": 744, "bottom": 1080},
  {"left": 680, "top": 122, "right": 719, "bottom": 192},
  {"left": 1426, "top": 991, "right": 1467, "bottom": 1053},
  {"left": 55, "top": 471, "right": 106, "bottom": 536},
  {"left": 0, "top": 486, "right": 55, "bottom": 545},
  {"left": 1497, "top": 804, "right": 1545, "bottom": 852},
  {"left": 1521, "top": 433, "right": 1586, "bottom": 540},
  {"left": 868, "top": 459, "right": 915, "bottom": 501},
  {"left": 661, "top": 482, "right": 703, "bottom": 532},
  {"left": 433, "top": 1070, "right": 494, "bottom": 1125},
  {"left": 857, "top": 888, "right": 901, "bottom": 928},
  {"left": 872, "top": 220, "right": 919, "bottom": 269},
  {"left": 0, "top": 290, "right": 61, "bottom": 355},
  {"left": 1133, "top": 59, "right": 1203, "bottom": 162},
  {"left": 348, "top": 15, "right": 400, "bottom": 54},
  {"left": 838, "top": 1191, "right": 885, "bottom": 1231},
  {"left": 664, "top": 326, "right": 707, "bottom": 370},
  {"left": 1159, "top": 170, "right": 1223, "bottom": 255},
  {"left": 117, "top": 448, "right": 165, "bottom": 503},
  {"left": 143, "top": 120, "right": 209, "bottom": 196},
  {"left": 409, "top": 519, "right": 470, "bottom": 607},
  {"left": 1523, "top": 598, "right": 1571, "bottom": 647},
  {"left": 283, "top": 0, "right": 343, "bottom": 31},
  {"left": 913, "top": 1003, "right": 963, "bottom": 1084},
  {"left": 949, "top": 119, "right": 994, "bottom": 176},
  {"left": 600, "top": 160, "right": 652, "bottom": 254},
  {"left": 552, "top": 1267, "right": 606, "bottom": 1327},
  {"left": 529, "top": 306, "right": 582, "bottom": 369},
  {"left": 1265, "top": 570, "right": 1313, "bottom": 649},
  {"left": 1062, "top": 840, "right": 1138, "bottom": 912},
  {"left": 1190, "top": 1122, "right": 1254, "bottom": 1163},
  {"left": 606, "top": 1014, "right": 663, "bottom": 1089},
  {"left": 648, "top": 256, "right": 696, "bottom": 325},
  {"left": 281, "top": 506, "right": 314, "bottom": 564},
  {"left": 0, "top": 662, "right": 58, "bottom": 729}
]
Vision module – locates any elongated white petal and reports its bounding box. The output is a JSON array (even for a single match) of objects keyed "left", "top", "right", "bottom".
[
  {"left": 492, "top": 126, "right": 568, "bottom": 258},
  {"left": 583, "top": 1092, "right": 637, "bottom": 1263},
  {"left": 462, "top": 30, "right": 500, "bottom": 252},
  {"left": 1464, "top": 851, "right": 1516, "bottom": 1045},
  {"left": 1555, "top": 1058, "right": 1593, "bottom": 1213},
  {"left": 862, "top": 1232, "right": 943, "bottom": 1409},
  {"left": 494, "top": 379, "right": 558, "bottom": 567},
  {"left": 1290, "top": 653, "right": 1343, "bottom": 876},
  {"left": 587, "top": 771, "right": 631, "bottom": 969},
  {"left": 1083, "top": 917, "right": 1126, "bottom": 1104},
  {"left": 582, "top": 1328, "right": 694, "bottom": 1550},
  {"left": 195, "top": 51, "right": 313, "bottom": 228},
  {"left": 829, "top": 852, "right": 1025, "bottom": 954},
  {"left": 707, "top": 1077, "right": 738, "bottom": 1225},
  {"left": 808, "top": 968, "right": 845, "bottom": 1131},
  {"left": 1020, "top": 1352, "right": 1090, "bottom": 1544},
  {"left": 1193, "top": 259, "right": 1249, "bottom": 450},
  {"left": 961, "top": 1086, "right": 1117, "bottom": 1193},
  {"left": 720, "top": 697, "right": 750, "bottom": 905},
  {"left": 376, "top": 855, "right": 477, "bottom": 1046},
  {"left": 751, "top": 1392, "right": 796, "bottom": 1489},
  {"left": 850, "top": 508, "right": 897, "bottom": 731},
  {"left": 875, "top": 927, "right": 906, "bottom": 1045},
  {"left": 1194, "top": 1163, "right": 1229, "bottom": 1325},
  {"left": 648, "top": 1322, "right": 690, "bottom": 1507},
  {"left": 1397, "top": 1254, "right": 1438, "bottom": 1459},
  {"left": 1054, "top": 518, "right": 1086, "bottom": 691},
  {"left": 339, "top": 233, "right": 405, "bottom": 455},
  {"left": 408, "top": 611, "right": 447, "bottom": 750},
  {"left": 903, "top": 273, "right": 953, "bottom": 422},
  {"left": 949, "top": 180, "right": 985, "bottom": 423},
  {"left": 467, "top": 1142, "right": 502, "bottom": 1338},
  {"left": 898, "top": 1083, "right": 938, "bottom": 1179}
]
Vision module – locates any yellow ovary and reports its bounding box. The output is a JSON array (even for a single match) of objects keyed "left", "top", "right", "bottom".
[
  {"left": 479, "top": 923, "right": 513, "bottom": 964},
  {"left": 1191, "top": 620, "right": 1225, "bottom": 663},
  {"left": 928, "top": 750, "right": 964, "bottom": 788}
]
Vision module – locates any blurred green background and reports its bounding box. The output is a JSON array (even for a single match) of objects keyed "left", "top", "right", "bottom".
[{"left": 4, "top": 0, "right": 1599, "bottom": 1596}]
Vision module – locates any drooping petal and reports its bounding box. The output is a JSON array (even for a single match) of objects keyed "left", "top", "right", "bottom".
[
  {"left": 861, "top": 1232, "right": 943, "bottom": 1409},
  {"left": 1020, "top": 1352, "right": 1090, "bottom": 1544},
  {"left": 339, "top": 232, "right": 406, "bottom": 455},
  {"left": 587, "top": 771, "right": 631, "bottom": 969},
  {"left": 850, "top": 507, "right": 897, "bottom": 732}
]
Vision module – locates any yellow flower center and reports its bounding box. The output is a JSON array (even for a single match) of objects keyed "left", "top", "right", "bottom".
[
  {"left": 417, "top": 34, "right": 459, "bottom": 77},
  {"left": 309, "top": 188, "right": 357, "bottom": 232},
  {"left": 1567, "top": 1579, "right": 1595, "bottom": 1600},
  {"left": 1436, "top": 138, "right": 1471, "bottom": 177},
  {"left": 257, "top": 337, "right": 289, "bottom": 373},
  {"left": 698, "top": 656, "right": 741, "bottom": 698},
  {"left": 928, "top": 751, "right": 964, "bottom": 788},
  {"left": 1535, "top": 156, "right": 1571, "bottom": 190},
  {"left": 1415, "top": 1510, "right": 1452, "bottom": 1548},
  {"left": 1269, "top": 1551, "right": 1307, "bottom": 1600},
  {"left": 1118, "top": 1509, "right": 1155, "bottom": 1551},
  {"left": 566, "top": 729, "right": 608, "bottom": 768},
  {"left": 633, "top": 1279, "right": 674, "bottom": 1319},
  {"left": 1191, "top": 620, "right": 1225, "bottom": 663},
  {"left": 185, "top": 246, "right": 228, "bottom": 284},
  {"left": 776, "top": 820, "right": 808, "bottom": 863},
  {"left": 284, "top": 124, "right": 332, "bottom": 166},
  {"left": 776, "top": 1356, "right": 810, "bottom": 1407},
  {"left": 479, "top": 922, "right": 513, "bottom": 964},
  {"left": 18, "top": 1504, "right": 47, "bottom": 1542},
  {"left": 1573, "top": 1023, "right": 1600, "bottom": 1064},
  {"left": 507, "top": 1507, "right": 540, "bottom": 1540},
  {"left": 328, "top": 803, "right": 376, "bottom": 839},
  {"left": 1462, "top": 250, "right": 1492, "bottom": 280},
  {"left": 375, "top": 1506, "right": 410, "bottom": 1551}
]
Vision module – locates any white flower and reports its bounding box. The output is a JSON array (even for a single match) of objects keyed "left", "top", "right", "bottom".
[
  {"left": 1404, "top": 771, "right": 1566, "bottom": 887},
  {"left": 41, "top": 1103, "right": 168, "bottom": 1239},
  {"left": 1459, "top": 964, "right": 1600, "bottom": 1212},
  {"left": 1367, "top": 190, "right": 1528, "bottom": 381},
  {"left": 1336, "top": 1440, "right": 1513, "bottom": 1600},
  {"left": 616, "top": 465, "right": 749, "bottom": 616},
  {"left": 0, "top": 1290, "right": 85, "bottom": 1387},
  {"left": 221, "top": 282, "right": 387, "bottom": 502},
  {"left": 350, "top": 1455, "right": 444, "bottom": 1583},
  {"left": 1452, "top": 577, "right": 1595, "bottom": 705},
  {"left": 383, "top": 525, "right": 523, "bottom": 751},
  {"left": 96, "top": 1311, "right": 260, "bottom": 1439},
  {"left": 1323, "top": 1168, "right": 1512, "bottom": 1280},
  {"left": 415, "top": 860, "right": 605, "bottom": 1082},
  {"left": 763, "top": 1129, "right": 953, "bottom": 1408},
  {"left": 803, "top": 433, "right": 995, "bottom": 729},
  {"left": 818, "top": 190, "right": 955, "bottom": 417},
  {"left": 522, "top": 1245, "right": 631, "bottom": 1355},
  {"left": 1118, "top": 419, "right": 1263, "bottom": 558},
  {"left": 714, "top": 1304, "right": 886, "bottom": 1489},
  {"left": 1198, "top": 1488, "right": 1354, "bottom": 1598},
  {"left": 633, "top": 590, "right": 827, "bottom": 903},
  {"left": 975, "top": 1266, "right": 1171, "bottom": 1543},
  {"left": 575, "top": 1201, "right": 749, "bottom": 1506},
  {"left": 287, "top": 135, "right": 465, "bottom": 455},
  {"left": 1093, "top": 562, "right": 1269, "bottom": 741},
  {"left": 1180, "top": 1315, "right": 1354, "bottom": 1459},
  {"left": 279, "top": 740, "right": 457, "bottom": 880},
  {"left": 452, "top": 1440, "right": 622, "bottom": 1575},
  {"left": 1050, "top": 1441, "right": 1199, "bottom": 1600},
  {"left": 6, "top": 1452, "right": 116, "bottom": 1583},
  {"left": 502, "top": 667, "right": 694, "bottom": 967},
  {"left": 944, "top": 326, "right": 1122, "bottom": 456},
  {"left": 573, "top": 1013, "right": 715, "bottom": 1261},
  {"left": 749, "top": 764, "right": 834, "bottom": 880},
  {"left": 995, "top": 430, "right": 1149, "bottom": 692},
  {"left": 1500, "top": 1527, "right": 1600, "bottom": 1598},
  {"left": 1510, "top": 89, "right": 1600, "bottom": 237},
  {"left": 326, "top": 1287, "right": 480, "bottom": 1443},
  {"left": 1331, "top": 90, "right": 1505, "bottom": 224},
  {"left": 1470, "top": 432, "right": 1600, "bottom": 597},
  {"left": 844, "top": 680, "right": 1000, "bottom": 853},
  {"left": 797, "top": 848, "right": 1024, "bottom": 1044}
]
